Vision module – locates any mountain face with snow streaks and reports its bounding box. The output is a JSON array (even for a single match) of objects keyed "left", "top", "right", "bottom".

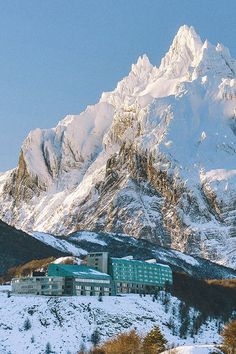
[{"left": 1, "top": 25, "right": 236, "bottom": 268}]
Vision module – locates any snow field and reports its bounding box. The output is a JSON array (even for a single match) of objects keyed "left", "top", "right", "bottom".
[{"left": 0, "top": 288, "right": 221, "bottom": 354}]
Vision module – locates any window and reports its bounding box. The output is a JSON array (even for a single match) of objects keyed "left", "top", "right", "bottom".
[{"left": 41, "top": 285, "right": 49, "bottom": 289}]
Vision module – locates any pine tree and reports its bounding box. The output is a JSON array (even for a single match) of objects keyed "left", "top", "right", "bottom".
[
  {"left": 78, "top": 342, "right": 86, "bottom": 354},
  {"left": 91, "top": 328, "right": 101, "bottom": 348},
  {"left": 179, "top": 302, "right": 190, "bottom": 338},
  {"left": 45, "top": 342, "right": 52, "bottom": 354},
  {"left": 142, "top": 326, "right": 167, "bottom": 354},
  {"left": 23, "top": 318, "right": 31, "bottom": 331}
]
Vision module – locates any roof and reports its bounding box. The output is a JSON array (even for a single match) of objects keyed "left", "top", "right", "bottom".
[{"left": 48, "top": 264, "right": 111, "bottom": 279}]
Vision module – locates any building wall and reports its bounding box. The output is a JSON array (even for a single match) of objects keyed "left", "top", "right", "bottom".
[
  {"left": 11, "top": 277, "right": 64, "bottom": 296},
  {"left": 85, "top": 252, "right": 109, "bottom": 274},
  {"left": 11, "top": 276, "right": 114, "bottom": 296},
  {"left": 73, "top": 277, "right": 113, "bottom": 296},
  {"left": 109, "top": 258, "right": 173, "bottom": 293}
]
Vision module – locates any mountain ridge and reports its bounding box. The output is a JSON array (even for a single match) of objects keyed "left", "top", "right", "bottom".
[{"left": 1, "top": 25, "right": 236, "bottom": 268}]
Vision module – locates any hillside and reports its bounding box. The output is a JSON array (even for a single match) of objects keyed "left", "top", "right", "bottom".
[
  {"left": 0, "top": 288, "right": 222, "bottom": 354},
  {"left": 32, "top": 230, "right": 236, "bottom": 279},
  {"left": 0, "top": 220, "right": 65, "bottom": 275}
]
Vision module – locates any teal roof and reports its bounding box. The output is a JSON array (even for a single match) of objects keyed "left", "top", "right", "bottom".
[{"left": 48, "top": 264, "right": 111, "bottom": 279}]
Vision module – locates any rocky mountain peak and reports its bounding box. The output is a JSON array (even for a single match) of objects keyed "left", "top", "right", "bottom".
[
  {"left": 158, "top": 25, "right": 203, "bottom": 78},
  {"left": 1, "top": 26, "right": 236, "bottom": 269},
  {"left": 131, "top": 54, "right": 153, "bottom": 75}
]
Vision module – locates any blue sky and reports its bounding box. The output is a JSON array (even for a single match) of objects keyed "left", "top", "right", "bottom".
[{"left": 0, "top": 0, "right": 235, "bottom": 171}]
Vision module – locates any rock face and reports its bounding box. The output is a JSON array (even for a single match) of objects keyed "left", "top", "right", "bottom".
[{"left": 1, "top": 25, "right": 236, "bottom": 268}]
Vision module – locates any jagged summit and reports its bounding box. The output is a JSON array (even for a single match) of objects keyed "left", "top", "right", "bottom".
[
  {"left": 100, "top": 25, "right": 236, "bottom": 108},
  {"left": 1, "top": 26, "right": 236, "bottom": 269},
  {"left": 157, "top": 25, "right": 236, "bottom": 81},
  {"left": 131, "top": 54, "right": 153, "bottom": 75},
  {"left": 159, "top": 25, "right": 202, "bottom": 75}
]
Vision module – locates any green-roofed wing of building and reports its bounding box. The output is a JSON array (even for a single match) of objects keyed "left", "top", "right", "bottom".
[
  {"left": 109, "top": 257, "right": 173, "bottom": 294},
  {"left": 47, "top": 264, "right": 115, "bottom": 296}
]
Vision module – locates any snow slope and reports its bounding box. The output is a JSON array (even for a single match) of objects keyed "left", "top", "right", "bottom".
[
  {"left": 162, "top": 345, "right": 221, "bottom": 354},
  {"left": 32, "top": 231, "right": 87, "bottom": 257},
  {"left": 1, "top": 25, "right": 236, "bottom": 267},
  {"left": 0, "top": 289, "right": 221, "bottom": 354}
]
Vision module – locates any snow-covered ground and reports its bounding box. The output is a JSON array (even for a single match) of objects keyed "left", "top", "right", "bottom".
[
  {"left": 32, "top": 231, "right": 87, "bottom": 256},
  {"left": 0, "top": 286, "right": 221, "bottom": 354},
  {"left": 0, "top": 285, "right": 11, "bottom": 292},
  {"left": 162, "top": 345, "right": 221, "bottom": 354}
]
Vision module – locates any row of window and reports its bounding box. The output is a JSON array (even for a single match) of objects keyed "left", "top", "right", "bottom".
[
  {"left": 14, "top": 284, "right": 62, "bottom": 290},
  {"left": 113, "top": 270, "right": 171, "bottom": 276},
  {"left": 116, "top": 282, "right": 145, "bottom": 288},
  {"left": 75, "top": 285, "right": 111, "bottom": 291},
  {"left": 13, "top": 277, "right": 63, "bottom": 283},
  {"left": 75, "top": 278, "right": 110, "bottom": 284},
  {"left": 76, "top": 290, "right": 111, "bottom": 296},
  {"left": 112, "top": 263, "right": 171, "bottom": 271},
  {"left": 113, "top": 266, "right": 171, "bottom": 274}
]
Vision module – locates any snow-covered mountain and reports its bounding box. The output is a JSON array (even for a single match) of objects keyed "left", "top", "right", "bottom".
[{"left": 1, "top": 25, "right": 236, "bottom": 268}]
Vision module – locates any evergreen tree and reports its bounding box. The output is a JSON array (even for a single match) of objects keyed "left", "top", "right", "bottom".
[
  {"left": 45, "top": 342, "right": 52, "bottom": 354},
  {"left": 168, "top": 317, "right": 176, "bottom": 336},
  {"left": 179, "top": 302, "right": 190, "bottom": 338},
  {"left": 91, "top": 328, "right": 101, "bottom": 348},
  {"left": 23, "top": 318, "right": 31, "bottom": 331},
  {"left": 142, "top": 326, "right": 167, "bottom": 354},
  {"left": 78, "top": 342, "right": 86, "bottom": 354}
]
